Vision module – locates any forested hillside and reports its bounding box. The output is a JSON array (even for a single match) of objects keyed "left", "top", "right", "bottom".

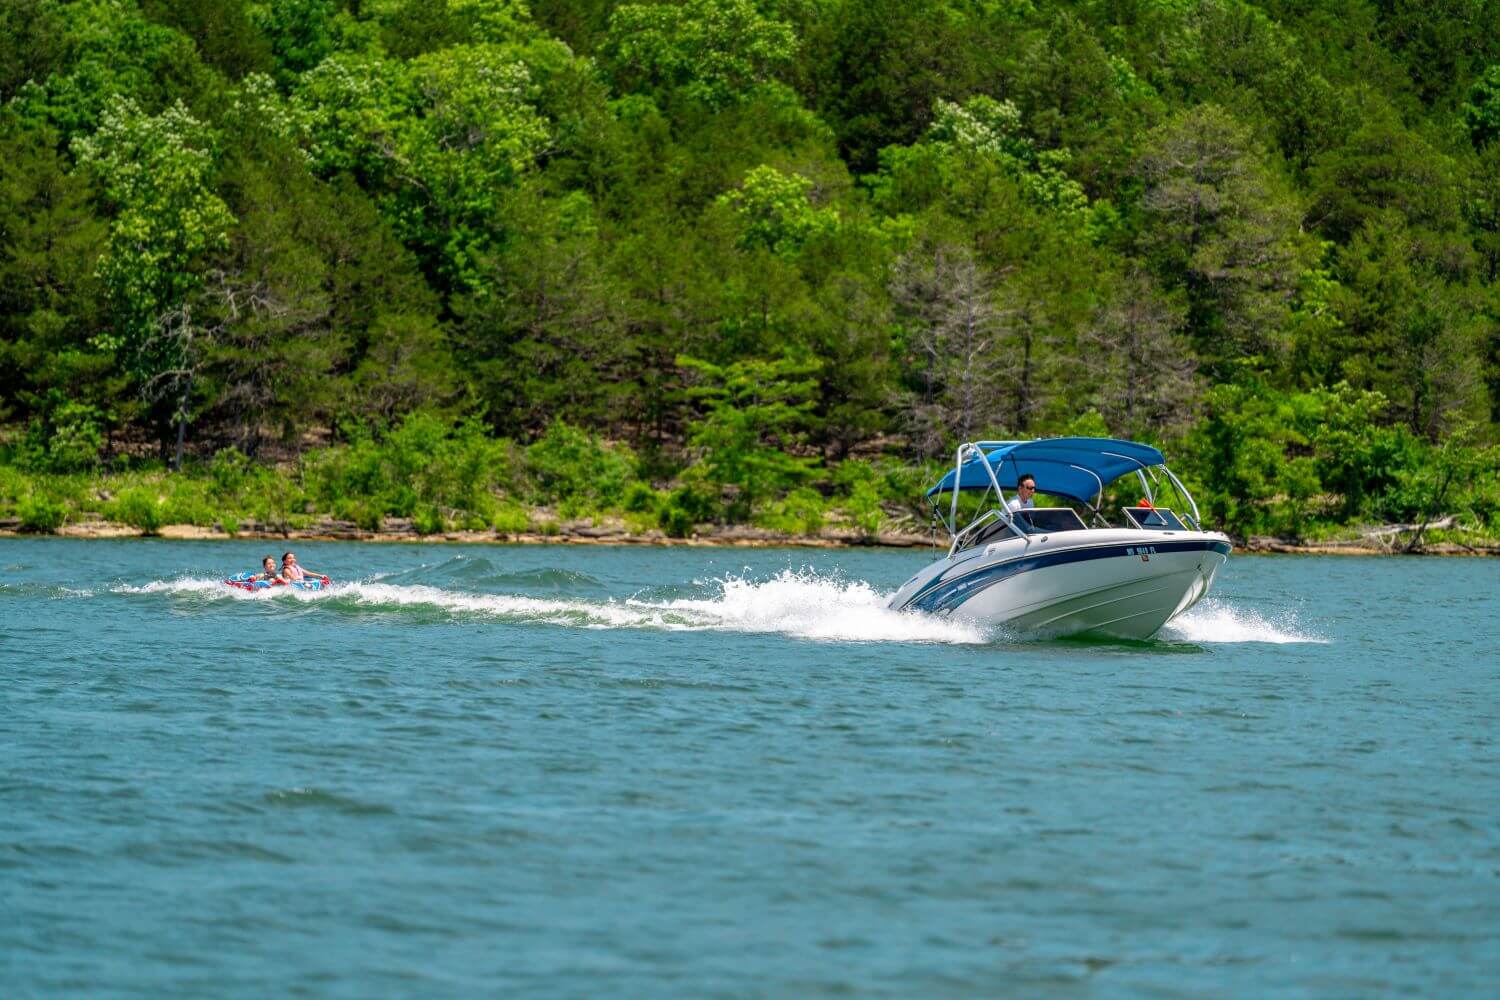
[{"left": 2, "top": 0, "right": 1497, "bottom": 542}]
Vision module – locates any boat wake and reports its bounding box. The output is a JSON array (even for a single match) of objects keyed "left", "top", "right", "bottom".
[
  {"left": 113, "top": 571, "right": 988, "bottom": 644},
  {"left": 1162, "top": 598, "right": 1325, "bottom": 644},
  {"left": 111, "top": 574, "right": 1321, "bottom": 646}
]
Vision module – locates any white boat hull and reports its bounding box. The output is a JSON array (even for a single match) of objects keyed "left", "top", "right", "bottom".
[{"left": 887, "top": 529, "right": 1230, "bottom": 640}]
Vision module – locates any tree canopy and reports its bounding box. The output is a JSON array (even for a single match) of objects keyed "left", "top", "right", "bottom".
[{"left": 2, "top": 0, "right": 1497, "bottom": 536}]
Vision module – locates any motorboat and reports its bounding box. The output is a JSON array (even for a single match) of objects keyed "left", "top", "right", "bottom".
[{"left": 887, "top": 437, "right": 1230, "bottom": 640}]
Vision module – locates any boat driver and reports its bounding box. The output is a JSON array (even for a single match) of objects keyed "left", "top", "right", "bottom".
[{"left": 1008, "top": 473, "right": 1037, "bottom": 511}]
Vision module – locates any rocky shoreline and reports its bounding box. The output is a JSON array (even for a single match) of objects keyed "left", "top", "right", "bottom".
[
  {"left": 1, "top": 514, "right": 1496, "bottom": 555},
  {"left": 0, "top": 513, "right": 936, "bottom": 548}
]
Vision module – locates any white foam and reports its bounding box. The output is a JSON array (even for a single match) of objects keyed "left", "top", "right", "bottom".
[
  {"left": 119, "top": 575, "right": 1320, "bottom": 646},
  {"left": 114, "top": 571, "right": 985, "bottom": 644},
  {"left": 640, "top": 569, "right": 987, "bottom": 644},
  {"left": 1162, "top": 597, "right": 1326, "bottom": 644}
]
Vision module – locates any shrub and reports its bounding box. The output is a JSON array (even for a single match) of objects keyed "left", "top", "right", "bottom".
[
  {"left": 0, "top": 466, "right": 31, "bottom": 512},
  {"left": 834, "top": 460, "right": 885, "bottom": 536},
  {"left": 161, "top": 479, "right": 217, "bottom": 526},
  {"left": 413, "top": 505, "right": 445, "bottom": 535},
  {"left": 18, "top": 493, "right": 66, "bottom": 533},
  {"left": 623, "top": 481, "right": 660, "bottom": 513},
  {"left": 658, "top": 503, "right": 694, "bottom": 538},
  {"left": 44, "top": 403, "right": 104, "bottom": 473},
  {"left": 209, "top": 447, "right": 253, "bottom": 497},
  {"left": 525, "top": 421, "right": 637, "bottom": 510},
  {"left": 354, "top": 503, "right": 383, "bottom": 532},
  {"left": 668, "top": 480, "right": 720, "bottom": 523},
  {"left": 755, "top": 487, "right": 826, "bottom": 536},
  {"left": 111, "top": 488, "right": 163, "bottom": 534},
  {"left": 491, "top": 502, "right": 530, "bottom": 534},
  {"left": 15, "top": 397, "right": 103, "bottom": 473}
]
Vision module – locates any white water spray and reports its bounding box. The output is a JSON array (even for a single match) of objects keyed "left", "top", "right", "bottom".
[
  {"left": 1162, "top": 597, "right": 1325, "bottom": 644},
  {"left": 116, "top": 571, "right": 987, "bottom": 644},
  {"left": 116, "top": 574, "right": 1321, "bottom": 645}
]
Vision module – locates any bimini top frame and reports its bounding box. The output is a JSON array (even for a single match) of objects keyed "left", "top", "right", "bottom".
[{"left": 926, "top": 437, "right": 1204, "bottom": 551}]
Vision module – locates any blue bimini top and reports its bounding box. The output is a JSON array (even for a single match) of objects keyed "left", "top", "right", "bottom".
[{"left": 925, "top": 437, "right": 1166, "bottom": 504}]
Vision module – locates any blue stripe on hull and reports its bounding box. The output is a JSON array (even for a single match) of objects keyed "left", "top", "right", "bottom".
[{"left": 903, "top": 539, "right": 1230, "bottom": 615}]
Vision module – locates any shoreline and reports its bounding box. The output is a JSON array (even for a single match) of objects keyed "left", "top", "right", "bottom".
[{"left": 1, "top": 516, "right": 1495, "bottom": 556}]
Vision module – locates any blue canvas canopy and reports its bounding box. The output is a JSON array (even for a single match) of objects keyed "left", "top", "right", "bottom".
[{"left": 926, "top": 438, "right": 1166, "bottom": 504}]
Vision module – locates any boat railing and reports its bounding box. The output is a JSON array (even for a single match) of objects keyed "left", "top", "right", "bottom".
[
  {"left": 938, "top": 440, "right": 1213, "bottom": 549},
  {"left": 944, "top": 442, "right": 1028, "bottom": 557},
  {"left": 949, "top": 508, "right": 1019, "bottom": 556}
]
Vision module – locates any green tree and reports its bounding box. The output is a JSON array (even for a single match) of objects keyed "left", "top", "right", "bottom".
[
  {"left": 138, "top": 0, "right": 273, "bottom": 79},
  {"left": 8, "top": 0, "right": 220, "bottom": 139},
  {"left": 1461, "top": 64, "right": 1500, "bottom": 149},
  {"left": 717, "top": 164, "right": 839, "bottom": 256},
  {"left": 1331, "top": 212, "right": 1487, "bottom": 440},
  {"left": 374, "top": 0, "right": 537, "bottom": 58},
  {"left": 0, "top": 113, "right": 109, "bottom": 427},
  {"left": 604, "top": 0, "right": 797, "bottom": 109},
  {"left": 794, "top": 0, "right": 1010, "bottom": 173},
  {"left": 293, "top": 45, "right": 550, "bottom": 292},
  {"left": 247, "top": 0, "right": 341, "bottom": 82},
  {"left": 1308, "top": 117, "right": 1464, "bottom": 244},
  {"left": 206, "top": 99, "right": 454, "bottom": 448},
  {"left": 71, "top": 96, "right": 235, "bottom": 463},
  {"left": 1136, "top": 104, "right": 1314, "bottom": 376},
  {"left": 455, "top": 185, "right": 626, "bottom": 435},
  {"left": 678, "top": 352, "right": 821, "bottom": 516}
]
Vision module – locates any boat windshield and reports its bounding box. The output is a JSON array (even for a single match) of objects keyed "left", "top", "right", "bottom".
[
  {"left": 953, "top": 511, "right": 1018, "bottom": 552},
  {"left": 1013, "top": 508, "right": 1088, "bottom": 533},
  {"left": 1122, "top": 506, "right": 1188, "bottom": 531}
]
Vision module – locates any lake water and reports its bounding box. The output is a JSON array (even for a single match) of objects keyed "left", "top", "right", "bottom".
[{"left": 3, "top": 539, "right": 1498, "bottom": 996}]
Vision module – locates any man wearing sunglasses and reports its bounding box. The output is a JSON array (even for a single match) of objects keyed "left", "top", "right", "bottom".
[{"left": 1007, "top": 473, "right": 1037, "bottom": 511}]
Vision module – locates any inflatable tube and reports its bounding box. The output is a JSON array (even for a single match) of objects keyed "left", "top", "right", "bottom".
[{"left": 224, "top": 572, "right": 331, "bottom": 591}]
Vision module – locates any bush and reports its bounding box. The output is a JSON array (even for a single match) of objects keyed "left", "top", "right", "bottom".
[
  {"left": 623, "top": 481, "right": 660, "bottom": 513},
  {"left": 160, "top": 479, "right": 217, "bottom": 526},
  {"left": 658, "top": 503, "right": 694, "bottom": 538},
  {"left": 18, "top": 492, "right": 66, "bottom": 533},
  {"left": 834, "top": 460, "right": 885, "bottom": 536},
  {"left": 209, "top": 447, "right": 253, "bottom": 497},
  {"left": 15, "top": 397, "right": 103, "bottom": 474},
  {"left": 413, "top": 505, "right": 445, "bottom": 535},
  {"left": 525, "top": 421, "right": 637, "bottom": 510},
  {"left": 354, "top": 503, "right": 383, "bottom": 532},
  {"left": 491, "top": 502, "right": 530, "bottom": 534},
  {"left": 754, "top": 487, "right": 826, "bottom": 536},
  {"left": 302, "top": 414, "right": 516, "bottom": 525},
  {"left": 667, "top": 480, "right": 720, "bottom": 523},
  {"left": 0, "top": 466, "right": 31, "bottom": 512},
  {"left": 44, "top": 403, "right": 104, "bottom": 473},
  {"left": 111, "top": 488, "right": 163, "bottom": 534}
]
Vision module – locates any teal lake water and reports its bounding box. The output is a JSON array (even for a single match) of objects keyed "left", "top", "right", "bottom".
[{"left": 3, "top": 538, "right": 1498, "bottom": 996}]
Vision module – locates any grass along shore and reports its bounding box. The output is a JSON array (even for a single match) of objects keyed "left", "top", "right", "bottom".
[
  {"left": 3, "top": 486, "right": 1494, "bottom": 557},
  {"left": 4, "top": 513, "right": 1495, "bottom": 555},
  {"left": 4, "top": 416, "right": 1497, "bottom": 556}
]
